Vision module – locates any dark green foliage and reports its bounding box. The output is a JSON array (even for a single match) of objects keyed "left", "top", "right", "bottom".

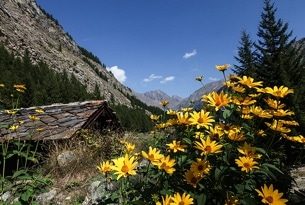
[
  {"left": 233, "top": 31, "right": 257, "bottom": 77},
  {"left": 78, "top": 46, "right": 102, "bottom": 65},
  {"left": 111, "top": 104, "right": 153, "bottom": 132},
  {"left": 0, "top": 45, "right": 95, "bottom": 108}
]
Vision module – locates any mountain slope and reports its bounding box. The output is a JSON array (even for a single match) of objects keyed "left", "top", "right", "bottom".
[
  {"left": 175, "top": 80, "right": 224, "bottom": 109},
  {"left": 0, "top": 0, "right": 132, "bottom": 105},
  {"left": 135, "top": 90, "right": 183, "bottom": 109}
]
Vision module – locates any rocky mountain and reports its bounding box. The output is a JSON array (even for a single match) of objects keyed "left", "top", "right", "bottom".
[
  {"left": 175, "top": 80, "right": 224, "bottom": 109},
  {"left": 0, "top": 0, "right": 133, "bottom": 106},
  {"left": 135, "top": 90, "right": 183, "bottom": 109}
]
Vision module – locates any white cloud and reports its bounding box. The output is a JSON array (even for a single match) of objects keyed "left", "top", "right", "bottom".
[
  {"left": 106, "top": 66, "right": 127, "bottom": 83},
  {"left": 183, "top": 49, "right": 197, "bottom": 59},
  {"left": 143, "top": 74, "right": 163, "bottom": 82},
  {"left": 209, "top": 77, "right": 219, "bottom": 81},
  {"left": 160, "top": 76, "right": 175, "bottom": 84}
]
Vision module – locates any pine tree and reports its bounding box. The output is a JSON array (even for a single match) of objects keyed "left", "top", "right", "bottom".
[
  {"left": 233, "top": 31, "right": 256, "bottom": 77},
  {"left": 254, "top": 0, "right": 305, "bottom": 132}
]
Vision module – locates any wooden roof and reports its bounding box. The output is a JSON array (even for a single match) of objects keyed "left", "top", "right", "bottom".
[{"left": 0, "top": 100, "right": 120, "bottom": 141}]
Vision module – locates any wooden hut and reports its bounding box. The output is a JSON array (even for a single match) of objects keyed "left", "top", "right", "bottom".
[{"left": 0, "top": 100, "right": 121, "bottom": 141}]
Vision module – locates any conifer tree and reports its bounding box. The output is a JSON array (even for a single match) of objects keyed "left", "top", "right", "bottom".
[{"left": 233, "top": 31, "right": 256, "bottom": 77}]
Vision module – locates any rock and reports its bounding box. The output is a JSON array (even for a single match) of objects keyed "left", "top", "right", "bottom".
[
  {"left": 0, "top": 191, "right": 11, "bottom": 202},
  {"left": 57, "top": 150, "right": 77, "bottom": 167},
  {"left": 290, "top": 166, "right": 305, "bottom": 192},
  {"left": 82, "top": 179, "right": 118, "bottom": 205},
  {"left": 36, "top": 188, "right": 58, "bottom": 205}
]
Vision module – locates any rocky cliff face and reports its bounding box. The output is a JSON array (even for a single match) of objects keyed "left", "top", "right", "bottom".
[{"left": 0, "top": 0, "right": 133, "bottom": 105}]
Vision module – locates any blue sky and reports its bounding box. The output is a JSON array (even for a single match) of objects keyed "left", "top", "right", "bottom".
[{"left": 36, "top": 0, "right": 305, "bottom": 98}]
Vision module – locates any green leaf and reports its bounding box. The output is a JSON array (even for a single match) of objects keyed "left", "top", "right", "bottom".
[
  {"left": 195, "top": 193, "right": 206, "bottom": 205},
  {"left": 182, "top": 137, "right": 192, "bottom": 145},
  {"left": 222, "top": 109, "right": 232, "bottom": 119},
  {"left": 262, "top": 163, "right": 284, "bottom": 175},
  {"left": 12, "top": 170, "right": 28, "bottom": 179}
]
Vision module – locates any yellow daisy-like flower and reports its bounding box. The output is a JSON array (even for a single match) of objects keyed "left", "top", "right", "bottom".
[
  {"left": 166, "top": 109, "right": 176, "bottom": 115},
  {"left": 271, "top": 109, "right": 294, "bottom": 117},
  {"left": 184, "top": 169, "right": 202, "bottom": 188},
  {"left": 165, "top": 118, "right": 177, "bottom": 127},
  {"left": 142, "top": 146, "right": 164, "bottom": 163},
  {"left": 235, "top": 156, "right": 258, "bottom": 173},
  {"left": 111, "top": 154, "right": 138, "bottom": 180},
  {"left": 156, "top": 195, "right": 172, "bottom": 205},
  {"left": 29, "top": 115, "right": 40, "bottom": 121},
  {"left": 5, "top": 109, "right": 17, "bottom": 115},
  {"left": 229, "top": 83, "right": 246, "bottom": 93},
  {"left": 9, "top": 125, "right": 19, "bottom": 132},
  {"left": 170, "top": 193, "right": 194, "bottom": 205},
  {"left": 202, "top": 91, "right": 231, "bottom": 111},
  {"left": 237, "top": 76, "right": 263, "bottom": 88},
  {"left": 124, "top": 142, "right": 135, "bottom": 153},
  {"left": 190, "top": 158, "right": 211, "bottom": 177},
  {"left": 166, "top": 140, "right": 186, "bottom": 153},
  {"left": 13, "top": 84, "right": 27, "bottom": 93},
  {"left": 150, "top": 114, "right": 160, "bottom": 121},
  {"left": 160, "top": 100, "right": 169, "bottom": 108},
  {"left": 232, "top": 96, "right": 256, "bottom": 106},
  {"left": 157, "top": 155, "right": 176, "bottom": 175},
  {"left": 224, "top": 195, "right": 240, "bottom": 205},
  {"left": 194, "top": 136, "right": 223, "bottom": 155},
  {"left": 265, "top": 120, "right": 291, "bottom": 133},
  {"left": 0, "top": 83, "right": 4, "bottom": 88},
  {"left": 215, "top": 64, "right": 230, "bottom": 72},
  {"left": 237, "top": 142, "right": 261, "bottom": 159},
  {"left": 194, "top": 131, "right": 204, "bottom": 139},
  {"left": 206, "top": 125, "right": 224, "bottom": 140},
  {"left": 227, "top": 128, "right": 246, "bottom": 141},
  {"left": 279, "top": 120, "right": 299, "bottom": 126},
  {"left": 176, "top": 112, "right": 190, "bottom": 125},
  {"left": 250, "top": 106, "right": 273, "bottom": 118},
  {"left": 189, "top": 110, "right": 215, "bottom": 129},
  {"left": 257, "top": 130, "right": 267, "bottom": 137},
  {"left": 97, "top": 161, "right": 112, "bottom": 174},
  {"left": 256, "top": 184, "right": 288, "bottom": 205},
  {"left": 282, "top": 134, "right": 305, "bottom": 144},
  {"left": 264, "top": 98, "right": 285, "bottom": 109},
  {"left": 262, "top": 86, "right": 294, "bottom": 98},
  {"left": 181, "top": 107, "right": 193, "bottom": 112}
]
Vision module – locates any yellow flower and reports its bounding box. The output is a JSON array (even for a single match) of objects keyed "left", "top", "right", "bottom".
[
  {"left": 29, "top": 115, "right": 40, "bottom": 121},
  {"left": 9, "top": 125, "right": 19, "bottom": 132},
  {"left": 156, "top": 195, "right": 172, "bottom": 205},
  {"left": 257, "top": 130, "right": 267, "bottom": 137},
  {"left": 227, "top": 128, "right": 246, "bottom": 141},
  {"left": 35, "top": 109, "right": 45, "bottom": 114},
  {"left": 36, "top": 127, "right": 44, "bottom": 132},
  {"left": 142, "top": 146, "right": 164, "bottom": 163},
  {"left": 181, "top": 107, "right": 193, "bottom": 112},
  {"left": 166, "top": 109, "right": 176, "bottom": 115},
  {"left": 250, "top": 106, "right": 273, "bottom": 118},
  {"left": 237, "top": 143, "right": 261, "bottom": 159},
  {"left": 224, "top": 195, "right": 240, "bottom": 205},
  {"left": 13, "top": 84, "right": 26, "bottom": 93},
  {"left": 282, "top": 134, "right": 305, "bottom": 144},
  {"left": 194, "top": 132, "right": 204, "bottom": 139},
  {"left": 206, "top": 125, "right": 224, "bottom": 140},
  {"left": 124, "top": 142, "right": 135, "bottom": 153},
  {"left": 150, "top": 115, "right": 160, "bottom": 121},
  {"left": 235, "top": 156, "right": 258, "bottom": 173},
  {"left": 97, "top": 161, "right": 112, "bottom": 174},
  {"left": 190, "top": 158, "right": 211, "bottom": 177},
  {"left": 165, "top": 119, "right": 177, "bottom": 127},
  {"left": 236, "top": 76, "right": 263, "bottom": 88},
  {"left": 111, "top": 154, "right": 138, "bottom": 180},
  {"left": 157, "top": 155, "right": 176, "bottom": 175},
  {"left": 189, "top": 110, "right": 215, "bottom": 129},
  {"left": 265, "top": 120, "right": 291, "bottom": 133},
  {"left": 170, "top": 193, "right": 194, "bottom": 205},
  {"left": 184, "top": 169, "right": 202, "bottom": 188},
  {"left": 166, "top": 140, "right": 186, "bottom": 153},
  {"left": 279, "top": 120, "right": 299, "bottom": 126},
  {"left": 160, "top": 100, "right": 169, "bottom": 107},
  {"left": 262, "top": 86, "right": 294, "bottom": 98},
  {"left": 227, "top": 82, "right": 246, "bottom": 93},
  {"left": 0, "top": 83, "right": 4, "bottom": 88},
  {"left": 202, "top": 91, "right": 231, "bottom": 111},
  {"left": 264, "top": 98, "right": 285, "bottom": 109},
  {"left": 194, "top": 136, "right": 223, "bottom": 155},
  {"left": 215, "top": 64, "right": 230, "bottom": 72},
  {"left": 176, "top": 112, "right": 190, "bottom": 125},
  {"left": 271, "top": 109, "right": 294, "bottom": 117},
  {"left": 256, "top": 184, "right": 288, "bottom": 205},
  {"left": 232, "top": 96, "right": 256, "bottom": 106}
]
